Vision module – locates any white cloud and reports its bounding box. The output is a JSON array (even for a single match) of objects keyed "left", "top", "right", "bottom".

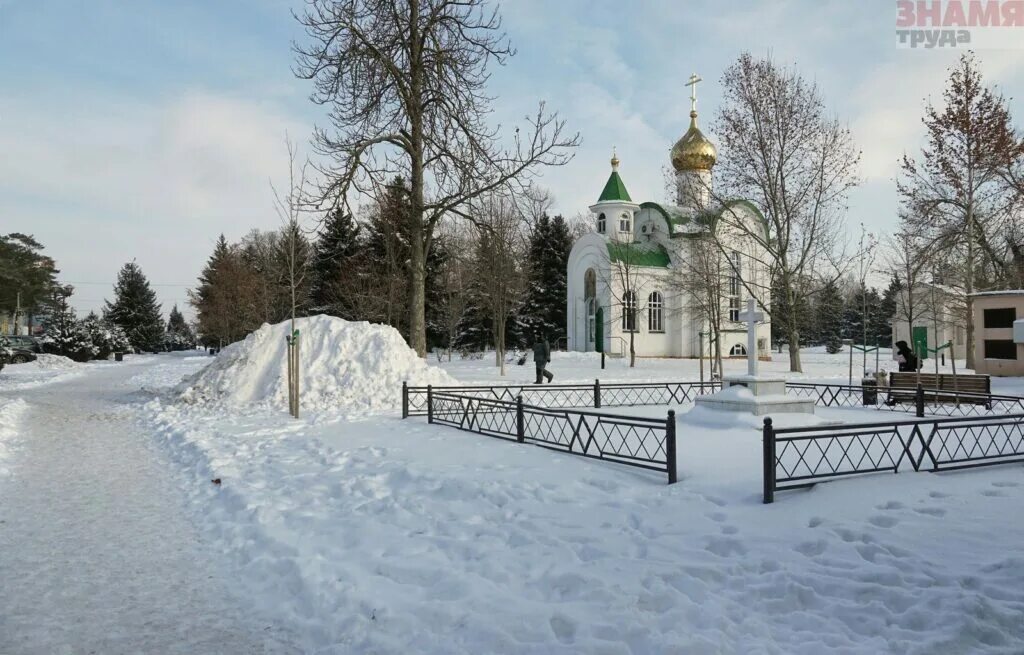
[{"left": 0, "top": 90, "right": 310, "bottom": 317}]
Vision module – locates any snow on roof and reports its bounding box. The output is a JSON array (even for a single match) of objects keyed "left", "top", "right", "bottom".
[{"left": 968, "top": 290, "right": 1024, "bottom": 298}]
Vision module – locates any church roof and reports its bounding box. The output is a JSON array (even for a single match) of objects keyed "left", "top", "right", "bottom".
[
  {"left": 606, "top": 242, "right": 671, "bottom": 268},
  {"left": 597, "top": 170, "right": 632, "bottom": 203}
]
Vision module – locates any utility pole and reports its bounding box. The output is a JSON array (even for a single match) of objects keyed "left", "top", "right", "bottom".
[{"left": 14, "top": 291, "right": 21, "bottom": 336}]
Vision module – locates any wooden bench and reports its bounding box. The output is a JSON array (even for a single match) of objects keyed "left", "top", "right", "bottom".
[{"left": 885, "top": 372, "right": 992, "bottom": 407}]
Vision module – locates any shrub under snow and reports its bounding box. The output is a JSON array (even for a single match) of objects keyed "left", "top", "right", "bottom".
[{"left": 176, "top": 315, "right": 456, "bottom": 412}]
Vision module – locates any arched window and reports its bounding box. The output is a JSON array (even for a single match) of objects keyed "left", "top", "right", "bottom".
[
  {"left": 728, "top": 251, "right": 743, "bottom": 322},
  {"left": 597, "top": 213, "right": 606, "bottom": 234},
  {"left": 730, "top": 343, "right": 747, "bottom": 357},
  {"left": 622, "top": 290, "right": 637, "bottom": 331},
  {"left": 648, "top": 291, "right": 664, "bottom": 332},
  {"left": 619, "top": 212, "right": 632, "bottom": 233},
  {"left": 584, "top": 269, "right": 596, "bottom": 300}
]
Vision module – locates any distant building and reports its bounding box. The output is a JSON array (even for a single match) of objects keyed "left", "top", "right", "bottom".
[
  {"left": 891, "top": 282, "right": 967, "bottom": 362},
  {"left": 970, "top": 290, "right": 1024, "bottom": 376}
]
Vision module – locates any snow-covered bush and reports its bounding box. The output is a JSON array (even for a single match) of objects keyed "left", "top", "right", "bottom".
[{"left": 41, "top": 314, "right": 131, "bottom": 362}]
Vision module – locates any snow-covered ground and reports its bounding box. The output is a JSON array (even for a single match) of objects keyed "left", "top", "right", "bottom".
[{"left": 4, "top": 343, "right": 1024, "bottom": 653}]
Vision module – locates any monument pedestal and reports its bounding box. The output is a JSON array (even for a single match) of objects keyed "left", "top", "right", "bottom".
[
  {"left": 695, "top": 375, "right": 815, "bottom": 416},
  {"left": 693, "top": 299, "right": 814, "bottom": 416}
]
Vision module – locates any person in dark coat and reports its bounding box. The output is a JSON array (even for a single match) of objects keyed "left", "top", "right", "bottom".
[
  {"left": 532, "top": 333, "right": 553, "bottom": 384},
  {"left": 895, "top": 340, "right": 918, "bottom": 372}
]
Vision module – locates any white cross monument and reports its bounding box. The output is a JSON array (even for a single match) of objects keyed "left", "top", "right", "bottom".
[
  {"left": 694, "top": 298, "right": 815, "bottom": 415},
  {"left": 737, "top": 298, "right": 765, "bottom": 377}
]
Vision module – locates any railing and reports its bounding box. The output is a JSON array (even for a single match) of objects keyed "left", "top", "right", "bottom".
[
  {"left": 428, "top": 389, "right": 677, "bottom": 484},
  {"left": 403, "top": 380, "right": 720, "bottom": 418},
  {"left": 763, "top": 413, "right": 1024, "bottom": 503}
]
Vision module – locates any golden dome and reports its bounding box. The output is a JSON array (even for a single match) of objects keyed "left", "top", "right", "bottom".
[{"left": 670, "top": 111, "right": 717, "bottom": 172}]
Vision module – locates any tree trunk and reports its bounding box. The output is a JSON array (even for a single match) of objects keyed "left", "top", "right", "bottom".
[
  {"left": 787, "top": 328, "right": 802, "bottom": 373},
  {"left": 406, "top": 6, "right": 428, "bottom": 357},
  {"left": 965, "top": 224, "right": 976, "bottom": 370}
]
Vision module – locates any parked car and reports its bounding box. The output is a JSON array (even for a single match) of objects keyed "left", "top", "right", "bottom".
[{"left": 0, "top": 335, "right": 40, "bottom": 364}]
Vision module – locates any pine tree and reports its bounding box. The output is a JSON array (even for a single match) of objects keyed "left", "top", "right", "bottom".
[
  {"left": 163, "top": 304, "right": 195, "bottom": 351},
  {"left": 104, "top": 261, "right": 164, "bottom": 352},
  {"left": 40, "top": 284, "right": 89, "bottom": 359},
  {"left": 189, "top": 235, "right": 253, "bottom": 347},
  {"left": 519, "top": 214, "right": 572, "bottom": 344},
  {"left": 817, "top": 279, "right": 844, "bottom": 354},
  {"left": 876, "top": 276, "right": 900, "bottom": 345},
  {"left": 309, "top": 208, "right": 363, "bottom": 317}
]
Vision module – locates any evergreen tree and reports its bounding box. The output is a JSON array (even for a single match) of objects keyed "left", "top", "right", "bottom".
[
  {"left": 163, "top": 304, "right": 196, "bottom": 351},
  {"left": 817, "top": 279, "right": 844, "bottom": 354},
  {"left": 104, "top": 261, "right": 164, "bottom": 352},
  {"left": 519, "top": 214, "right": 572, "bottom": 344},
  {"left": 876, "top": 276, "right": 901, "bottom": 345},
  {"left": 309, "top": 208, "right": 363, "bottom": 317},
  {"left": 190, "top": 235, "right": 251, "bottom": 347},
  {"left": 841, "top": 285, "right": 883, "bottom": 346},
  {"left": 80, "top": 311, "right": 131, "bottom": 360},
  {"left": 40, "top": 284, "right": 89, "bottom": 358}
]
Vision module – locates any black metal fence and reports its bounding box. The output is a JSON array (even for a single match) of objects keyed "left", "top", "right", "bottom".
[
  {"left": 403, "top": 380, "right": 720, "bottom": 417},
  {"left": 406, "top": 380, "right": 1024, "bottom": 420},
  {"left": 428, "top": 389, "right": 677, "bottom": 483},
  {"left": 763, "top": 413, "right": 1024, "bottom": 503}
]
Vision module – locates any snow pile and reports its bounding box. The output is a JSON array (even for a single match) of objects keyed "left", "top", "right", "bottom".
[
  {"left": 0, "top": 397, "right": 28, "bottom": 476},
  {"left": 177, "top": 315, "right": 456, "bottom": 412},
  {"left": 22, "top": 354, "right": 81, "bottom": 370}
]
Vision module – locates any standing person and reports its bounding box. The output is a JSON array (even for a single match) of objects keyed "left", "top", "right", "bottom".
[
  {"left": 532, "top": 333, "right": 553, "bottom": 384},
  {"left": 894, "top": 340, "right": 918, "bottom": 372}
]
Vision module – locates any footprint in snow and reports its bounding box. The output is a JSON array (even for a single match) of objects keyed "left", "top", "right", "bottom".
[
  {"left": 808, "top": 516, "right": 825, "bottom": 528},
  {"left": 929, "top": 490, "right": 950, "bottom": 499},
  {"left": 706, "top": 511, "right": 727, "bottom": 523},
  {"left": 992, "top": 481, "right": 1020, "bottom": 488},
  {"left": 868, "top": 515, "right": 899, "bottom": 528},
  {"left": 914, "top": 506, "right": 947, "bottom": 517},
  {"left": 795, "top": 539, "right": 828, "bottom": 557},
  {"left": 720, "top": 525, "right": 739, "bottom": 536},
  {"left": 705, "top": 536, "right": 747, "bottom": 557},
  {"left": 549, "top": 615, "right": 576, "bottom": 644},
  {"left": 981, "top": 489, "right": 1005, "bottom": 497},
  {"left": 876, "top": 500, "right": 905, "bottom": 511}
]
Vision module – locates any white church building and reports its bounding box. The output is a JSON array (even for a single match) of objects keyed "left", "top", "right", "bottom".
[{"left": 566, "top": 76, "right": 772, "bottom": 360}]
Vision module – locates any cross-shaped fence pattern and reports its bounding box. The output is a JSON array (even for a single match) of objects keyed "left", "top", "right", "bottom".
[
  {"left": 428, "top": 390, "right": 677, "bottom": 483},
  {"left": 763, "top": 414, "right": 1024, "bottom": 503}
]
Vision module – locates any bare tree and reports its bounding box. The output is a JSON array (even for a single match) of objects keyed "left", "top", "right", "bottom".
[
  {"left": 899, "top": 52, "right": 1024, "bottom": 369},
  {"left": 294, "top": 0, "right": 579, "bottom": 356},
  {"left": 469, "top": 192, "right": 526, "bottom": 375},
  {"left": 271, "top": 138, "right": 314, "bottom": 418},
  {"left": 886, "top": 222, "right": 933, "bottom": 384},
  {"left": 598, "top": 239, "right": 658, "bottom": 368},
  {"left": 707, "top": 53, "right": 860, "bottom": 372},
  {"left": 677, "top": 235, "right": 726, "bottom": 379}
]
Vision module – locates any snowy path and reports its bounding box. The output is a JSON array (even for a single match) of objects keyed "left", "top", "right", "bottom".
[{"left": 0, "top": 358, "right": 299, "bottom": 654}]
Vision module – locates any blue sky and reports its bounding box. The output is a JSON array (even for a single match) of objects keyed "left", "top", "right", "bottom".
[{"left": 2, "top": 0, "right": 1024, "bottom": 317}]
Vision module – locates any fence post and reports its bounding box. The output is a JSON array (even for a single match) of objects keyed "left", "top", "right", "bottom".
[
  {"left": 401, "top": 381, "right": 409, "bottom": 419},
  {"left": 915, "top": 383, "right": 925, "bottom": 418},
  {"left": 427, "top": 385, "right": 434, "bottom": 424},
  {"left": 601, "top": 351, "right": 605, "bottom": 370},
  {"left": 666, "top": 410, "right": 677, "bottom": 484},
  {"left": 594, "top": 379, "right": 602, "bottom": 409},
  {"left": 516, "top": 395, "right": 525, "bottom": 443},
  {"left": 762, "top": 417, "right": 775, "bottom": 504}
]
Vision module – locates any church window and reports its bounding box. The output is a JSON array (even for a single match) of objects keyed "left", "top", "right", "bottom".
[
  {"left": 597, "top": 213, "right": 606, "bottom": 234},
  {"left": 728, "top": 251, "right": 742, "bottom": 321},
  {"left": 619, "top": 212, "right": 632, "bottom": 233},
  {"left": 730, "top": 343, "right": 747, "bottom": 356},
  {"left": 648, "top": 292, "right": 664, "bottom": 332},
  {"left": 584, "top": 269, "right": 596, "bottom": 300},
  {"left": 622, "top": 290, "right": 637, "bottom": 331},
  {"left": 728, "top": 296, "right": 741, "bottom": 323}
]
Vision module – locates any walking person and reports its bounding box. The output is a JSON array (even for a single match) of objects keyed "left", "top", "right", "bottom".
[{"left": 532, "top": 333, "right": 554, "bottom": 384}]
